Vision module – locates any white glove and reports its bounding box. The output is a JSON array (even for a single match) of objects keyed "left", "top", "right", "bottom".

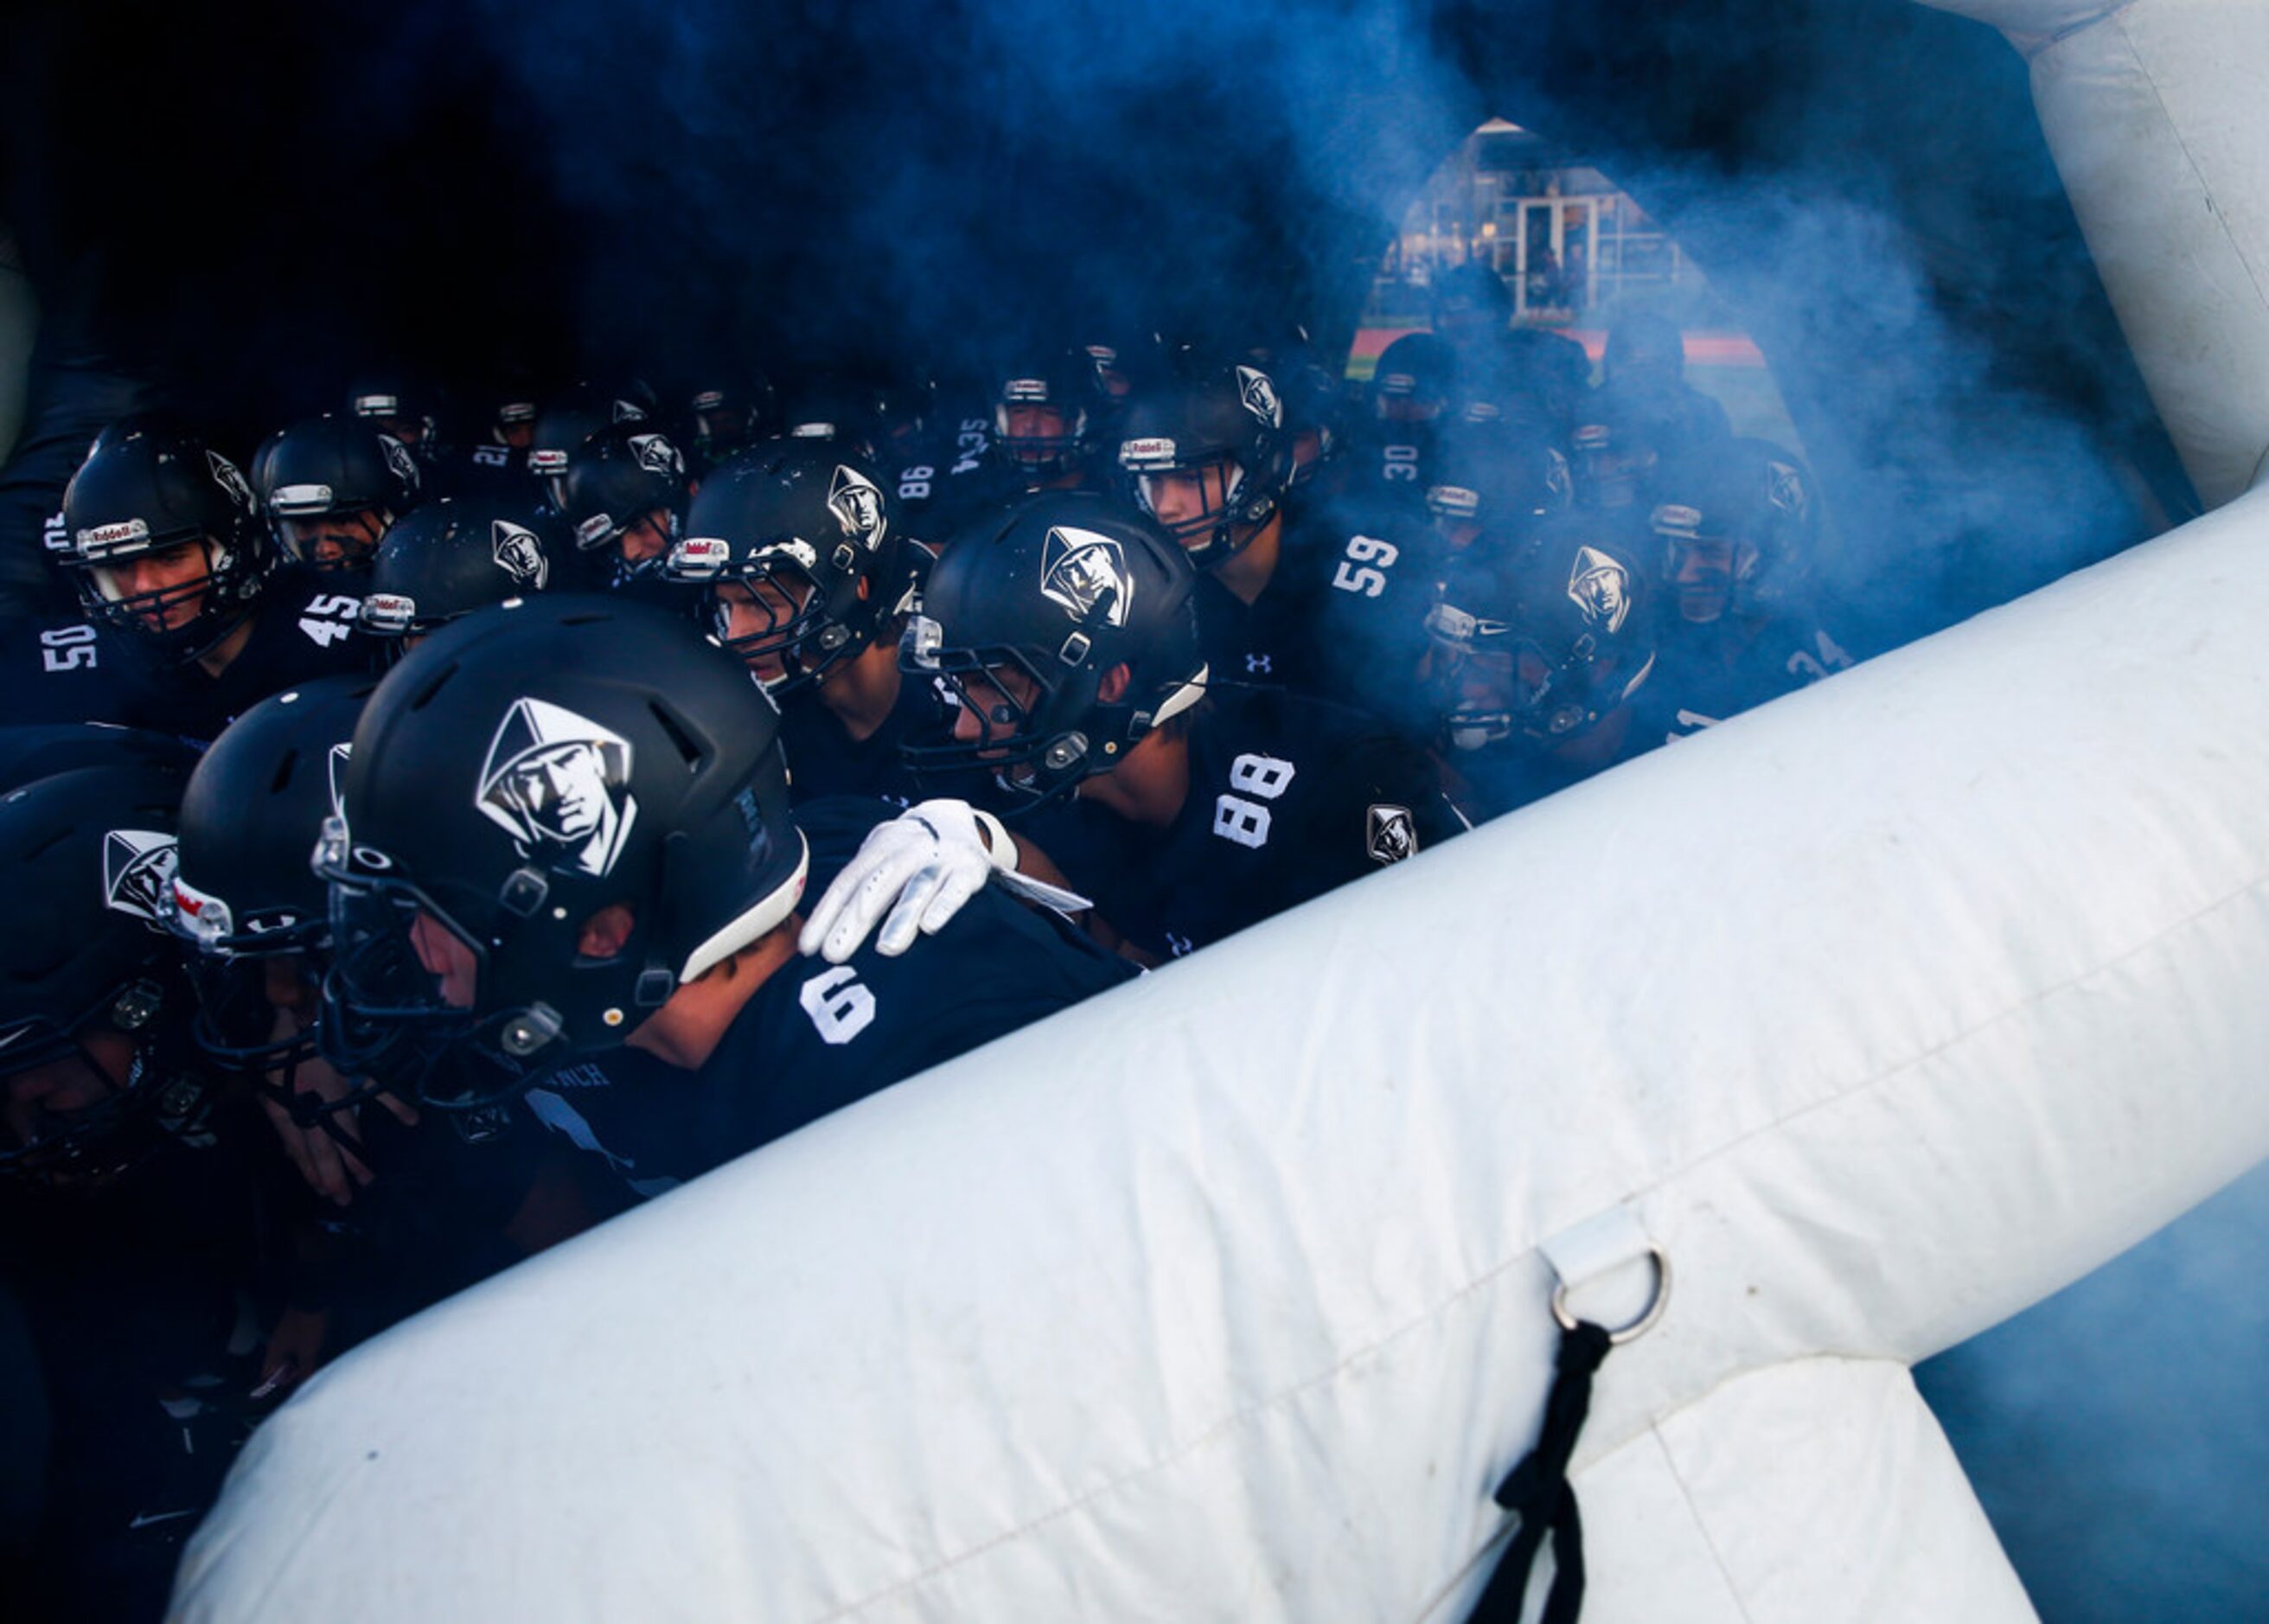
[{"left": 798, "top": 799, "right": 1092, "bottom": 962}]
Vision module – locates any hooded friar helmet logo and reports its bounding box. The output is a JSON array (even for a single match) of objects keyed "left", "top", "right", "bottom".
[
  {"left": 827, "top": 464, "right": 885, "bottom": 548},
  {"left": 1567, "top": 544, "right": 1633, "bottom": 634},
  {"left": 474, "top": 699, "right": 639, "bottom": 879},
  {"left": 206, "top": 450, "right": 255, "bottom": 514},
  {"left": 629, "top": 432, "right": 683, "bottom": 478},
  {"left": 379, "top": 434, "right": 422, "bottom": 490},
  {"left": 490, "top": 520, "right": 548, "bottom": 588},
  {"left": 1039, "top": 525, "right": 1134, "bottom": 628},
  {"left": 1235, "top": 365, "right": 1282, "bottom": 429},
  {"left": 103, "top": 829, "right": 180, "bottom": 925}
]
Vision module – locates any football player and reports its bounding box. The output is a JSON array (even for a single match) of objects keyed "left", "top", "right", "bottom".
[
  {"left": 359, "top": 497, "right": 572, "bottom": 656},
  {"left": 252, "top": 412, "right": 424, "bottom": 574},
  {"left": 835, "top": 493, "right": 1467, "bottom": 968},
  {"left": 59, "top": 415, "right": 371, "bottom": 741},
  {"left": 666, "top": 440, "right": 944, "bottom": 806},
  {"left": 1348, "top": 329, "right": 1458, "bottom": 515},
  {"left": 0, "top": 758, "right": 299, "bottom": 1619},
  {"left": 1418, "top": 518, "right": 1663, "bottom": 820},
  {"left": 1644, "top": 439, "right": 1860, "bottom": 742},
  {"left": 1116, "top": 361, "right": 1326, "bottom": 694},
  {"left": 172, "top": 678, "right": 616, "bottom": 1311},
  {"left": 314, "top": 596, "right": 1132, "bottom": 1198},
  {"left": 551, "top": 420, "right": 693, "bottom": 591}
]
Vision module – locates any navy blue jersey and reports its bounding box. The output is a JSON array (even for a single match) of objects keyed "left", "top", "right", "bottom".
[
  {"left": 1640, "top": 611, "right": 1860, "bottom": 745},
  {"left": 1023, "top": 686, "right": 1467, "bottom": 962},
  {"left": 1340, "top": 416, "right": 1441, "bottom": 521},
  {"left": 522, "top": 796, "right": 1135, "bottom": 1195},
  {"left": 110, "top": 566, "right": 374, "bottom": 743},
  {"left": 777, "top": 669, "right": 954, "bottom": 809},
  {"left": 0, "top": 613, "right": 131, "bottom": 727},
  {"left": 885, "top": 414, "right": 992, "bottom": 533},
  {"left": 1280, "top": 499, "right": 1454, "bottom": 732}
]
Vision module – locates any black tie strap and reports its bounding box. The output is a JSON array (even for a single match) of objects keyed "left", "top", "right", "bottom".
[{"left": 1468, "top": 1244, "right": 1669, "bottom": 1622}]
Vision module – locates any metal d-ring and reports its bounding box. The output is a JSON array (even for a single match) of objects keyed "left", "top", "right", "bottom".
[{"left": 1551, "top": 1245, "right": 1671, "bottom": 1345}]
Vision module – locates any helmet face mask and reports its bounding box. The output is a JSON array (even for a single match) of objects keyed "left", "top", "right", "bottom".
[
  {"left": 0, "top": 760, "right": 217, "bottom": 1187},
  {"left": 65, "top": 419, "right": 272, "bottom": 667},
  {"left": 0, "top": 1009, "right": 212, "bottom": 1188},
  {"left": 1117, "top": 364, "right": 1291, "bottom": 572},
  {"left": 899, "top": 618, "right": 1115, "bottom": 805},
  {"left": 901, "top": 494, "right": 1209, "bottom": 809},
  {"left": 670, "top": 444, "right": 896, "bottom": 696},
  {"left": 257, "top": 416, "right": 422, "bottom": 572}
]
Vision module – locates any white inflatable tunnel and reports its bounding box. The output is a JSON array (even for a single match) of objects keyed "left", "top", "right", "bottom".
[{"left": 172, "top": 3, "right": 2269, "bottom": 1618}]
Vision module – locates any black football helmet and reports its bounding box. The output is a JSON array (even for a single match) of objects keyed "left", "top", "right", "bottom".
[
  {"left": 316, "top": 597, "right": 808, "bottom": 1107},
  {"left": 527, "top": 381, "right": 656, "bottom": 484},
  {"left": 1369, "top": 331, "right": 1458, "bottom": 425},
  {"left": 254, "top": 413, "right": 423, "bottom": 572},
  {"left": 777, "top": 374, "right": 886, "bottom": 459},
  {"left": 0, "top": 762, "right": 213, "bottom": 1186},
  {"left": 1604, "top": 308, "right": 1687, "bottom": 390},
  {"left": 61, "top": 415, "right": 273, "bottom": 666},
  {"left": 360, "top": 498, "right": 567, "bottom": 645},
  {"left": 553, "top": 422, "right": 688, "bottom": 575},
  {"left": 668, "top": 441, "right": 898, "bottom": 694},
  {"left": 1569, "top": 382, "right": 1697, "bottom": 512},
  {"left": 681, "top": 374, "right": 777, "bottom": 472},
  {"left": 1423, "top": 518, "right": 1657, "bottom": 748},
  {"left": 902, "top": 492, "right": 1208, "bottom": 808},
  {"left": 1116, "top": 363, "right": 1294, "bottom": 570},
  {"left": 0, "top": 724, "right": 202, "bottom": 791},
  {"left": 347, "top": 372, "right": 447, "bottom": 460},
  {"left": 172, "top": 676, "right": 376, "bottom": 1101},
  {"left": 1650, "top": 438, "right": 1819, "bottom": 623},
  {"left": 987, "top": 348, "right": 1093, "bottom": 478},
  {"left": 1424, "top": 416, "right": 1575, "bottom": 546}
]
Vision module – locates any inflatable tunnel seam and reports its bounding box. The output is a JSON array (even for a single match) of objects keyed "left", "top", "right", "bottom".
[
  {"left": 803, "top": 871, "right": 2266, "bottom": 1620},
  {"left": 2072, "top": 12, "right": 2269, "bottom": 327}
]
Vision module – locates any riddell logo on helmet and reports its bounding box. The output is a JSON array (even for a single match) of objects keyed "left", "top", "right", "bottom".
[
  {"left": 1040, "top": 526, "right": 1135, "bottom": 628},
  {"left": 79, "top": 519, "right": 151, "bottom": 552},
  {"left": 668, "top": 537, "right": 732, "bottom": 579},
  {"left": 692, "top": 390, "right": 726, "bottom": 412},
  {"left": 1567, "top": 546, "right": 1633, "bottom": 633},
  {"left": 1002, "top": 378, "right": 1051, "bottom": 403},
  {"left": 476, "top": 699, "right": 640, "bottom": 879},
  {"left": 1652, "top": 503, "right": 1703, "bottom": 540},
  {"left": 1118, "top": 437, "right": 1178, "bottom": 470},
  {"left": 361, "top": 592, "right": 417, "bottom": 634},
  {"left": 102, "top": 829, "right": 179, "bottom": 925},
  {"left": 529, "top": 450, "right": 570, "bottom": 473}
]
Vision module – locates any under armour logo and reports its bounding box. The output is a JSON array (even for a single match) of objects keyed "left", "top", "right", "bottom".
[
  {"left": 1166, "top": 932, "right": 1195, "bottom": 958},
  {"left": 1245, "top": 653, "right": 1272, "bottom": 675}
]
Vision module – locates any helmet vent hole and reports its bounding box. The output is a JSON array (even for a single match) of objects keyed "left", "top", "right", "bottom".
[
  {"left": 647, "top": 702, "right": 706, "bottom": 771},
  {"left": 270, "top": 747, "right": 300, "bottom": 796}
]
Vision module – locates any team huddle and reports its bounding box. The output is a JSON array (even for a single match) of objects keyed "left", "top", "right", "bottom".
[{"left": 0, "top": 262, "right": 1860, "bottom": 1617}]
